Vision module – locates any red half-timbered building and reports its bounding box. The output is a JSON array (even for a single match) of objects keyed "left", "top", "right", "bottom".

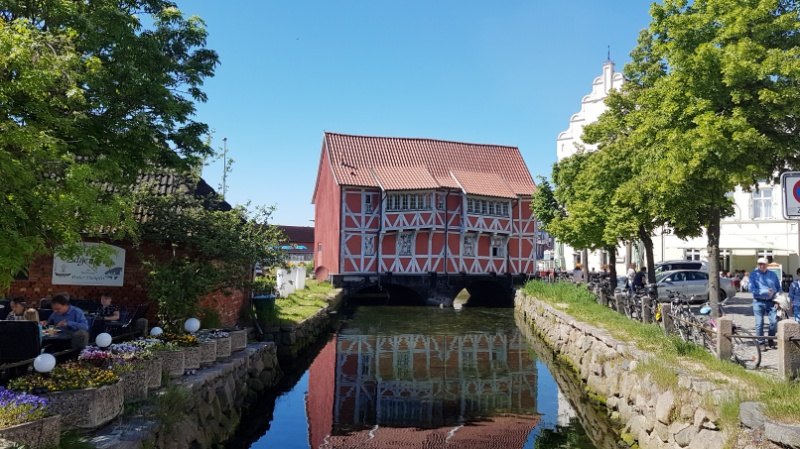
[{"left": 312, "top": 133, "right": 538, "bottom": 287}]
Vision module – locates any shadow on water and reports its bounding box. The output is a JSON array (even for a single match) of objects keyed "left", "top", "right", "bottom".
[
  {"left": 223, "top": 332, "right": 333, "bottom": 449},
  {"left": 515, "top": 312, "right": 625, "bottom": 449}
]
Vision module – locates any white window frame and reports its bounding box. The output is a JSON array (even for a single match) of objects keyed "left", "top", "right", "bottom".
[
  {"left": 386, "top": 192, "right": 433, "bottom": 212},
  {"left": 685, "top": 249, "right": 702, "bottom": 261},
  {"left": 397, "top": 232, "right": 414, "bottom": 256},
  {"left": 490, "top": 236, "right": 507, "bottom": 258},
  {"left": 751, "top": 188, "right": 773, "bottom": 220},
  {"left": 462, "top": 234, "right": 476, "bottom": 257}
]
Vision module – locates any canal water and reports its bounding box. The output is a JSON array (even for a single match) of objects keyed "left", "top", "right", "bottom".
[{"left": 226, "top": 306, "right": 623, "bottom": 449}]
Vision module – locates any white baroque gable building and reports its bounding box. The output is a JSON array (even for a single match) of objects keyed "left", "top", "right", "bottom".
[{"left": 555, "top": 61, "right": 800, "bottom": 279}]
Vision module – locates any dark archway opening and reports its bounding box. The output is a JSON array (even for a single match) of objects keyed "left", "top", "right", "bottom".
[
  {"left": 461, "top": 281, "right": 514, "bottom": 308},
  {"left": 347, "top": 284, "right": 426, "bottom": 306}
]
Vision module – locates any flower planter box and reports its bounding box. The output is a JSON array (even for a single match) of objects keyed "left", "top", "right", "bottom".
[
  {"left": 120, "top": 364, "right": 149, "bottom": 402},
  {"left": 0, "top": 414, "right": 61, "bottom": 449},
  {"left": 44, "top": 382, "right": 123, "bottom": 429},
  {"left": 184, "top": 346, "right": 201, "bottom": 371},
  {"left": 158, "top": 349, "right": 186, "bottom": 378},
  {"left": 199, "top": 340, "right": 217, "bottom": 366},
  {"left": 215, "top": 336, "right": 232, "bottom": 359},
  {"left": 147, "top": 357, "right": 163, "bottom": 389},
  {"left": 229, "top": 329, "right": 247, "bottom": 352}
]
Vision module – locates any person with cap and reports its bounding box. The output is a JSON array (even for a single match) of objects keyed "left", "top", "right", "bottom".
[{"left": 750, "top": 257, "right": 781, "bottom": 350}]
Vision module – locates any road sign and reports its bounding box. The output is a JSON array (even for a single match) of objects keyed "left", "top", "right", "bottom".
[{"left": 781, "top": 172, "right": 800, "bottom": 219}]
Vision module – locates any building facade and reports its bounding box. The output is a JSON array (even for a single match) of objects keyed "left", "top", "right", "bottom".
[
  {"left": 312, "top": 132, "right": 539, "bottom": 282},
  {"left": 554, "top": 60, "right": 628, "bottom": 273},
  {"left": 277, "top": 225, "right": 314, "bottom": 263}
]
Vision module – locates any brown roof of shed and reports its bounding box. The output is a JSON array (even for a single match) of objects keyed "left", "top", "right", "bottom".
[
  {"left": 277, "top": 225, "right": 314, "bottom": 244},
  {"left": 314, "top": 132, "right": 535, "bottom": 202}
]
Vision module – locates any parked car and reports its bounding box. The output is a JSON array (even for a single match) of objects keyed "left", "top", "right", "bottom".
[
  {"left": 653, "top": 269, "right": 737, "bottom": 302},
  {"left": 653, "top": 260, "right": 708, "bottom": 275}
]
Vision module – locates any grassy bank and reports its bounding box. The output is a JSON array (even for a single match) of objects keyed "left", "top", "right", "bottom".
[
  {"left": 256, "top": 280, "right": 335, "bottom": 326},
  {"left": 523, "top": 281, "right": 800, "bottom": 423}
]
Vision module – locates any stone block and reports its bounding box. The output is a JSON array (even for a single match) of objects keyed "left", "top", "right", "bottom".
[
  {"left": 739, "top": 402, "right": 765, "bottom": 431},
  {"left": 0, "top": 414, "right": 60, "bottom": 449},
  {"left": 673, "top": 423, "right": 697, "bottom": 447},
  {"left": 655, "top": 391, "right": 676, "bottom": 424},
  {"left": 765, "top": 420, "right": 800, "bottom": 447},
  {"left": 45, "top": 381, "right": 124, "bottom": 429},
  {"left": 687, "top": 429, "right": 726, "bottom": 449},
  {"left": 777, "top": 320, "right": 800, "bottom": 380},
  {"left": 216, "top": 336, "right": 232, "bottom": 359}
]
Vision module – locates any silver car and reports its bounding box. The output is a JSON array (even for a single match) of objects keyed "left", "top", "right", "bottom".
[{"left": 654, "top": 269, "right": 737, "bottom": 302}]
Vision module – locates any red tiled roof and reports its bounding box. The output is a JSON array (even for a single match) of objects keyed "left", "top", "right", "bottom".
[
  {"left": 450, "top": 170, "right": 517, "bottom": 199},
  {"left": 371, "top": 166, "right": 440, "bottom": 191},
  {"left": 316, "top": 133, "right": 535, "bottom": 199}
]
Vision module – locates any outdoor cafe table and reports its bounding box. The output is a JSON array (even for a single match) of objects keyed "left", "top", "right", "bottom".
[{"left": 42, "top": 329, "right": 74, "bottom": 354}]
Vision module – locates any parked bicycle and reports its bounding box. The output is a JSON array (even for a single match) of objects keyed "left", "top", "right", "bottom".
[{"left": 697, "top": 302, "right": 761, "bottom": 370}]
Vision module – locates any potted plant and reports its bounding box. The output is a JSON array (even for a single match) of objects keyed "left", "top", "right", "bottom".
[
  {"left": 8, "top": 362, "right": 122, "bottom": 429},
  {"left": 0, "top": 388, "right": 59, "bottom": 449},
  {"left": 131, "top": 339, "right": 167, "bottom": 389},
  {"left": 197, "top": 336, "right": 218, "bottom": 366},
  {"left": 158, "top": 333, "right": 200, "bottom": 373},
  {"left": 109, "top": 343, "right": 154, "bottom": 402},
  {"left": 201, "top": 330, "right": 231, "bottom": 359}
]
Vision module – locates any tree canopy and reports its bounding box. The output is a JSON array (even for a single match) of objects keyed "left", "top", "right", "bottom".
[
  {"left": 538, "top": 0, "right": 800, "bottom": 315},
  {"left": 0, "top": 1, "right": 218, "bottom": 288}
]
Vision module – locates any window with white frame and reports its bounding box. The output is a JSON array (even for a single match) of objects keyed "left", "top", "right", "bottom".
[
  {"left": 490, "top": 236, "right": 507, "bottom": 258},
  {"left": 752, "top": 188, "right": 773, "bottom": 219},
  {"left": 757, "top": 249, "right": 773, "bottom": 263},
  {"left": 363, "top": 194, "right": 373, "bottom": 212},
  {"left": 462, "top": 235, "right": 476, "bottom": 257},
  {"left": 465, "top": 198, "right": 510, "bottom": 217},
  {"left": 397, "top": 232, "right": 414, "bottom": 256},
  {"left": 386, "top": 193, "right": 431, "bottom": 212},
  {"left": 685, "top": 249, "right": 702, "bottom": 261}
]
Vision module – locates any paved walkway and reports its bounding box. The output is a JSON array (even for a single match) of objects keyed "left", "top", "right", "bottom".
[{"left": 721, "top": 292, "right": 779, "bottom": 374}]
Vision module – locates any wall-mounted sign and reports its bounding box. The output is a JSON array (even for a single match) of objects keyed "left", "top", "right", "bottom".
[{"left": 52, "top": 243, "right": 125, "bottom": 287}]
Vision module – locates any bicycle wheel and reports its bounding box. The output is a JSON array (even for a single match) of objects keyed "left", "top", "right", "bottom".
[{"left": 731, "top": 328, "right": 761, "bottom": 369}]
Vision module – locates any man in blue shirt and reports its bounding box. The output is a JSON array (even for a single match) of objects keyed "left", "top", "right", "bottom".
[
  {"left": 750, "top": 258, "right": 781, "bottom": 349},
  {"left": 47, "top": 295, "right": 89, "bottom": 332}
]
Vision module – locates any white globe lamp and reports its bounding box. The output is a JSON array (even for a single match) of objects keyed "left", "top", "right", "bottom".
[
  {"left": 184, "top": 318, "right": 201, "bottom": 333},
  {"left": 95, "top": 332, "right": 113, "bottom": 348},
  {"left": 33, "top": 354, "right": 56, "bottom": 373},
  {"left": 149, "top": 326, "right": 164, "bottom": 336}
]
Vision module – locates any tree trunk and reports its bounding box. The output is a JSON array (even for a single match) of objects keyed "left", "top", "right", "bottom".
[
  {"left": 582, "top": 248, "right": 590, "bottom": 282},
  {"left": 625, "top": 242, "right": 633, "bottom": 268},
  {"left": 607, "top": 246, "right": 617, "bottom": 286},
  {"left": 707, "top": 207, "right": 722, "bottom": 319},
  {"left": 639, "top": 225, "right": 657, "bottom": 284}
]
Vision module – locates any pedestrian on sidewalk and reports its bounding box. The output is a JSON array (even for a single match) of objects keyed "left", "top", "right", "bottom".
[
  {"left": 789, "top": 268, "right": 800, "bottom": 323},
  {"left": 750, "top": 257, "right": 780, "bottom": 349}
]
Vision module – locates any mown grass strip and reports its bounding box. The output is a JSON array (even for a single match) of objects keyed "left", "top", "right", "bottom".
[
  {"left": 257, "top": 280, "right": 334, "bottom": 326},
  {"left": 523, "top": 281, "right": 800, "bottom": 423}
]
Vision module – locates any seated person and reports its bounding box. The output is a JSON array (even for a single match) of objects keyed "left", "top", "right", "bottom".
[
  {"left": 5, "top": 297, "right": 26, "bottom": 321},
  {"left": 99, "top": 294, "right": 120, "bottom": 321},
  {"left": 47, "top": 295, "right": 88, "bottom": 332},
  {"left": 23, "top": 308, "right": 42, "bottom": 341}
]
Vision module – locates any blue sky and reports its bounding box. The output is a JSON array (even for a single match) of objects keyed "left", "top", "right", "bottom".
[{"left": 181, "top": 1, "right": 653, "bottom": 225}]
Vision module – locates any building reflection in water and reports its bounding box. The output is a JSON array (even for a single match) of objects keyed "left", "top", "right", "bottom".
[{"left": 307, "top": 312, "right": 540, "bottom": 448}]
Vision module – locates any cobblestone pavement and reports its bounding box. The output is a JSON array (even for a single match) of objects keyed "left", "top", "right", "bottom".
[{"left": 721, "top": 292, "right": 779, "bottom": 374}]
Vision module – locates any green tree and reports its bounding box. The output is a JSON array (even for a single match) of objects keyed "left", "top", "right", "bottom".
[
  {"left": 138, "top": 180, "right": 285, "bottom": 330},
  {"left": 581, "top": 30, "right": 669, "bottom": 285},
  {"left": 630, "top": 0, "right": 800, "bottom": 315},
  {"left": 0, "top": 1, "right": 218, "bottom": 288}
]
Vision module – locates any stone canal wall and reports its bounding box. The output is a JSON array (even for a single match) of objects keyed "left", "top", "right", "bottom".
[
  {"left": 93, "top": 342, "right": 281, "bottom": 449},
  {"left": 262, "top": 289, "right": 344, "bottom": 357},
  {"left": 516, "top": 291, "right": 732, "bottom": 449}
]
